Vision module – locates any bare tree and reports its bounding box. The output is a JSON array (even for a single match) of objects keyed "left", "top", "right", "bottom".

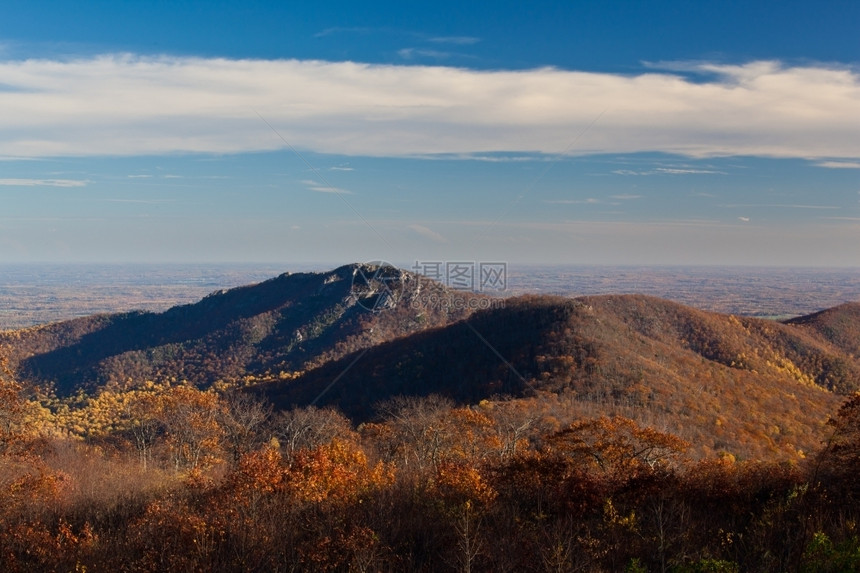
[
  {"left": 484, "top": 399, "right": 539, "bottom": 461},
  {"left": 273, "top": 405, "right": 353, "bottom": 459},
  {"left": 156, "top": 386, "right": 224, "bottom": 471},
  {"left": 218, "top": 392, "right": 272, "bottom": 465},
  {"left": 122, "top": 394, "right": 163, "bottom": 471},
  {"left": 376, "top": 394, "right": 455, "bottom": 473}
]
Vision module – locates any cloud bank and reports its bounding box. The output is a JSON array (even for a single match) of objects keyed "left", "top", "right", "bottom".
[
  {"left": 1, "top": 56, "right": 859, "bottom": 159},
  {"left": 0, "top": 178, "right": 88, "bottom": 187}
]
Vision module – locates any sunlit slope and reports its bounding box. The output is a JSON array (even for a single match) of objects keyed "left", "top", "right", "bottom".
[{"left": 261, "top": 294, "right": 851, "bottom": 460}]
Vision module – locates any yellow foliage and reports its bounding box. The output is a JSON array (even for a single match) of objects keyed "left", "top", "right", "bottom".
[
  {"left": 434, "top": 462, "right": 497, "bottom": 507},
  {"left": 286, "top": 438, "right": 394, "bottom": 504}
]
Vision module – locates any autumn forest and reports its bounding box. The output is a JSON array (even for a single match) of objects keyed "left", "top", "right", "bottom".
[{"left": 2, "top": 264, "right": 860, "bottom": 572}]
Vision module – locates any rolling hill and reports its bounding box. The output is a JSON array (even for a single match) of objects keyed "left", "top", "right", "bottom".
[
  {"left": 785, "top": 302, "right": 860, "bottom": 358},
  {"left": 2, "top": 265, "right": 859, "bottom": 461},
  {"left": 258, "top": 293, "right": 859, "bottom": 460}
]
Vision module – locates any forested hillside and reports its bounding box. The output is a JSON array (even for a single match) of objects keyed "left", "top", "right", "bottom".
[
  {"left": 2, "top": 267, "right": 860, "bottom": 570},
  {"left": 262, "top": 294, "right": 854, "bottom": 461},
  {"left": 0, "top": 264, "right": 486, "bottom": 395},
  {"left": 2, "top": 269, "right": 859, "bottom": 461},
  {"left": 786, "top": 302, "right": 860, "bottom": 358}
]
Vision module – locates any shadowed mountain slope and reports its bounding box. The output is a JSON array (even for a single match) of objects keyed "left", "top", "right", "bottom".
[
  {"left": 784, "top": 302, "right": 860, "bottom": 358},
  {"left": 260, "top": 294, "right": 853, "bottom": 460},
  {"left": 0, "top": 264, "right": 487, "bottom": 395}
]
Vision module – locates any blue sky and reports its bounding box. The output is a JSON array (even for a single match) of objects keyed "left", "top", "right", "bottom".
[{"left": 1, "top": 1, "right": 859, "bottom": 266}]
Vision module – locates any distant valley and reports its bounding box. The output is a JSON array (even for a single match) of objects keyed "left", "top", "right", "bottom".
[{"left": 2, "top": 263, "right": 860, "bottom": 330}]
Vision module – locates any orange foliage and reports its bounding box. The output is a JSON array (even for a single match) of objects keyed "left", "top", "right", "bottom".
[
  {"left": 0, "top": 351, "right": 26, "bottom": 454},
  {"left": 228, "top": 444, "right": 285, "bottom": 495},
  {"left": 286, "top": 438, "right": 394, "bottom": 504},
  {"left": 1, "top": 519, "right": 96, "bottom": 573},
  {"left": 547, "top": 415, "right": 689, "bottom": 476},
  {"left": 434, "top": 461, "right": 497, "bottom": 507},
  {"left": 155, "top": 385, "right": 224, "bottom": 471},
  {"left": 129, "top": 497, "right": 227, "bottom": 571},
  {"left": 816, "top": 393, "right": 860, "bottom": 497}
]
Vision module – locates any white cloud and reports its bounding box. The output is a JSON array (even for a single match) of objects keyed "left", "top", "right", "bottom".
[
  {"left": 409, "top": 224, "right": 448, "bottom": 243},
  {"left": 301, "top": 179, "right": 352, "bottom": 194},
  {"left": 815, "top": 160, "right": 860, "bottom": 169},
  {"left": 1, "top": 56, "right": 859, "bottom": 159},
  {"left": 0, "top": 178, "right": 87, "bottom": 187},
  {"left": 613, "top": 167, "right": 725, "bottom": 175},
  {"left": 723, "top": 203, "right": 842, "bottom": 210},
  {"left": 398, "top": 48, "right": 462, "bottom": 60},
  {"left": 429, "top": 36, "right": 480, "bottom": 45},
  {"left": 313, "top": 27, "right": 373, "bottom": 38},
  {"left": 544, "top": 198, "right": 602, "bottom": 204},
  {"left": 654, "top": 167, "right": 724, "bottom": 175},
  {"left": 405, "top": 153, "right": 554, "bottom": 162}
]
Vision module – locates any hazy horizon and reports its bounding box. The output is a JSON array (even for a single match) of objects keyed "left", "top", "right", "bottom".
[{"left": 3, "top": 262, "right": 859, "bottom": 331}]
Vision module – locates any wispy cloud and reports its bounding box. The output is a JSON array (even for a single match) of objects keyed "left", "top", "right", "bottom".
[
  {"left": 301, "top": 179, "right": 353, "bottom": 194},
  {"left": 398, "top": 48, "right": 463, "bottom": 60},
  {"left": 721, "top": 203, "right": 842, "bottom": 210},
  {"left": 655, "top": 167, "right": 724, "bottom": 175},
  {"left": 0, "top": 178, "right": 87, "bottom": 187},
  {"left": 544, "top": 198, "right": 602, "bottom": 204},
  {"left": 429, "top": 36, "right": 480, "bottom": 45},
  {"left": 314, "top": 27, "right": 479, "bottom": 46},
  {"left": 815, "top": 160, "right": 860, "bottom": 169},
  {"left": 613, "top": 167, "right": 725, "bottom": 175},
  {"left": 405, "top": 153, "right": 555, "bottom": 162},
  {"left": 610, "top": 194, "right": 642, "bottom": 200},
  {"left": 409, "top": 224, "right": 448, "bottom": 243},
  {"left": 106, "top": 198, "right": 175, "bottom": 204},
  {"left": 1, "top": 56, "right": 859, "bottom": 160},
  {"left": 313, "top": 26, "right": 374, "bottom": 38}
]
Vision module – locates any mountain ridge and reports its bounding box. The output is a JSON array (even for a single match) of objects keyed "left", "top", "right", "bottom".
[
  {"left": 0, "top": 263, "right": 488, "bottom": 394},
  {"left": 2, "top": 265, "right": 858, "bottom": 461},
  {"left": 257, "top": 292, "right": 856, "bottom": 460}
]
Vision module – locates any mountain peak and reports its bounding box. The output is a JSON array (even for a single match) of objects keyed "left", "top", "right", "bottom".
[{"left": 1, "top": 263, "right": 485, "bottom": 395}]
